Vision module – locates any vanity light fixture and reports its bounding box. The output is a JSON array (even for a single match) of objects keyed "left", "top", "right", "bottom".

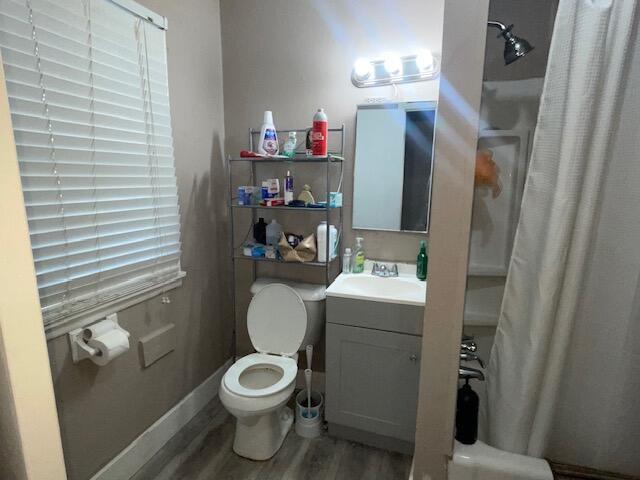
[
  {"left": 416, "top": 49, "right": 435, "bottom": 75},
  {"left": 383, "top": 54, "right": 403, "bottom": 76},
  {"left": 353, "top": 57, "right": 374, "bottom": 81},
  {"left": 351, "top": 50, "right": 440, "bottom": 88}
]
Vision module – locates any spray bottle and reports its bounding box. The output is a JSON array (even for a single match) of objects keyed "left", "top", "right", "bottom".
[{"left": 311, "top": 108, "right": 328, "bottom": 156}]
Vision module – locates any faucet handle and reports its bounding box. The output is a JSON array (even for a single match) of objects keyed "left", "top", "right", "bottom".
[
  {"left": 460, "top": 352, "right": 484, "bottom": 368},
  {"left": 390, "top": 264, "right": 398, "bottom": 276},
  {"left": 461, "top": 340, "right": 477, "bottom": 353},
  {"left": 459, "top": 366, "right": 485, "bottom": 381}
]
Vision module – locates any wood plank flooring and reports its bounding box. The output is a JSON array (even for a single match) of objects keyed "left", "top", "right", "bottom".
[{"left": 132, "top": 396, "right": 412, "bottom": 480}]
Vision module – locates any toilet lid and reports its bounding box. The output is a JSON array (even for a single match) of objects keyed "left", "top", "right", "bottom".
[{"left": 247, "top": 284, "right": 307, "bottom": 356}]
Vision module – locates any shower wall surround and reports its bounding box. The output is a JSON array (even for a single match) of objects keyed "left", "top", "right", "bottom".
[{"left": 44, "top": 1, "right": 230, "bottom": 478}]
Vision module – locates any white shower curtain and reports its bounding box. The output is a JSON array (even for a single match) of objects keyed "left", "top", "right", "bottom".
[{"left": 486, "top": 0, "right": 640, "bottom": 476}]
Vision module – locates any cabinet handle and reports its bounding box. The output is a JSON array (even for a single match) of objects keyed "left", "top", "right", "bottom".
[{"left": 409, "top": 354, "right": 418, "bottom": 362}]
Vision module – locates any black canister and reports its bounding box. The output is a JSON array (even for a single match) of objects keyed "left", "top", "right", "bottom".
[{"left": 455, "top": 380, "right": 479, "bottom": 444}]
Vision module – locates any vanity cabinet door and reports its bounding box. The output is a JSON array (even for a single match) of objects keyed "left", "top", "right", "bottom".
[{"left": 325, "top": 323, "right": 421, "bottom": 442}]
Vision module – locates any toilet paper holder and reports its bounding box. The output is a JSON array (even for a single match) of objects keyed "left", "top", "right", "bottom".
[{"left": 69, "top": 313, "right": 130, "bottom": 365}]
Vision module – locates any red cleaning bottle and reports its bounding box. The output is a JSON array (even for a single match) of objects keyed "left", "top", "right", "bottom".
[{"left": 311, "top": 108, "right": 328, "bottom": 156}]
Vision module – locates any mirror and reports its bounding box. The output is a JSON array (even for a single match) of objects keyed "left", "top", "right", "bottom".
[{"left": 352, "top": 102, "right": 436, "bottom": 232}]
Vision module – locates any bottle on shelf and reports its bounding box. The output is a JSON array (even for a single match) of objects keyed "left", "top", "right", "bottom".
[
  {"left": 253, "top": 217, "right": 267, "bottom": 245},
  {"left": 311, "top": 108, "right": 328, "bottom": 156},
  {"left": 284, "top": 170, "right": 294, "bottom": 205},
  {"left": 258, "top": 110, "right": 278, "bottom": 155},
  {"left": 283, "top": 131, "right": 297, "bottom": 158},
  {"left": 352, "top": 237, "right": 365, "bottom": 273},
  {"left": 266, "top": 219, "right": 282, "bottom": 246},
  {"left": 317, "top": 221, "right": 337, "bottom": 263}
]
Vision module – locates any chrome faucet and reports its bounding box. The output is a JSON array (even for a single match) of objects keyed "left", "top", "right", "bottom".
[
  {"left": 459, "top": 366, "right": 485, "bottom": 381},
  {"left": 460, "top": 338, "right": 477, "bottom": 353},
  {"left": 460, "top": 352, "right": 484, "bottom": 368},
  {"left": 371, "top": 262, "right": 399, "bottom": 277},
  {"left": 460, "top": 333, "right": 484, "bottom": 369}
]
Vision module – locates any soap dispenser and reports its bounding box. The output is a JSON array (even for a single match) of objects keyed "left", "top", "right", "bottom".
[{"left": 352, "top": 237, "right": 365, "bottom": 273}]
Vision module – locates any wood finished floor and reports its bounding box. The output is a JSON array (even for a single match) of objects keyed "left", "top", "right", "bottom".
[{"left": 132, "top": 396, "right": 412, "bottom": 480}]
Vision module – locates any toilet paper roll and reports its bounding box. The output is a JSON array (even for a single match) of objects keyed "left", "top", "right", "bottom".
[
  {"left": 82, "top": 318, "right": 117, "bottom": 341},
  {"left": 86, "top": 330, "right": 129, "bottom": 366}
]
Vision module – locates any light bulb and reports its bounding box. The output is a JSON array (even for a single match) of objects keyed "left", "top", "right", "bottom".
[
  {"left": 416, "top": 49, "right": 434, "bottom": 73},
  {"left": 353, "top": 57, "right": 373, "bottom": 80},
  {"left": 383, "top": 55, "right": 403, "bottom": 76}
]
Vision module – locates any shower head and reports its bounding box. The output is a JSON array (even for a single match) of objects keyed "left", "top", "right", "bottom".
[{"left": 488, "top": 21, "right": 534, "bottom": 65}]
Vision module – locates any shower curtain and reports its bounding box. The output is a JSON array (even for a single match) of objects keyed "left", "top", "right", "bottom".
[{"left": 486, "top": 0, "right": 640, "bottom": 476}]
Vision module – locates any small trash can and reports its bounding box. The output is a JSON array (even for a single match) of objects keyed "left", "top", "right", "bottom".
[{"left": 295, "top": 390, "right": 324, "bottom": 438}]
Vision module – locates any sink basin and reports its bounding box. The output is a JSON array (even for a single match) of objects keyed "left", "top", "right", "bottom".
[{"left": 326, "top": 261, "right": 426, "bottom": 306}]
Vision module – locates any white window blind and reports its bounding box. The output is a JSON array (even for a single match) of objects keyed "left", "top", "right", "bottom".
[{"left": 0, "top": 0, "right": 183, "bottom": 329}]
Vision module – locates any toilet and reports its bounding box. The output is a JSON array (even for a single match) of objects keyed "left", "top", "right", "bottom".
[{"left": 219, "top": 278, "right": 326, "bottom": 460}]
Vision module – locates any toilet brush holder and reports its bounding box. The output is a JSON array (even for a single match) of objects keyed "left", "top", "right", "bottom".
[{"left": 294, "top": 390, "right": 324, "bottom": 438}]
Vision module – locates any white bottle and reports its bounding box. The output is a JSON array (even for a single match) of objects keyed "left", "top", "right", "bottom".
[
  {"left": 266, "top": 219, "right": 282, "bottom": 246},
  {"left": 342, "top": 247, "right": 352, "bottom": 273},
  {"left": 329, "top": 224, "right": 337, "bottom": 259},
  {"left": 317, "top": 221, "right": 337, "bottom": 263},
  {"left": 258, "top": 110, "right": 278, "bottom": 155}
]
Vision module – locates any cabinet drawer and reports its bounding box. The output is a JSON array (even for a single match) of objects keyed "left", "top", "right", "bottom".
[
  {"left": 326, "top": 296, "right": 423, "bottom": 335},
  {"left": 325, "top": 323, "right": 421, "bottom": 442}
]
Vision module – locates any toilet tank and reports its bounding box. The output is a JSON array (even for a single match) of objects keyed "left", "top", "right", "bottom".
[{"left": 250, "top": 278, "right": 326, "bottom": 350}]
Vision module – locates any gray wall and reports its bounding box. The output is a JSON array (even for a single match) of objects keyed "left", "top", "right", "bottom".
[
  {"left": 46, "top": 1, "right": 231, "bottom": 479},
  {"left": 220, "top": 0, "right": 444, "bottom": 358}
]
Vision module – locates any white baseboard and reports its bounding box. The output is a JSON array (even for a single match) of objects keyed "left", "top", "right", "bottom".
[
  {"left": 91, "top": 358, "right": 233, "bottom": 480},
  {"left": 296, "top": 369, "right": 325, "bottom": 393}
]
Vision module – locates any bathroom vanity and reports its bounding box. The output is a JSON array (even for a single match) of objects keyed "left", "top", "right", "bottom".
[{"left": 325, "top": 264, "right": 425, "bottom": 454}]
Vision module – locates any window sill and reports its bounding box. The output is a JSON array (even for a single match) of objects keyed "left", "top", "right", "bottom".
[{"left": 44, "top": 272, "right": 186, "bottom": 340}]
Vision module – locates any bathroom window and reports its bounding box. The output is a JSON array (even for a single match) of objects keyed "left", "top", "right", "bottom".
[{"left": 0, "top": 0, "right": 184, "bottom": 335}]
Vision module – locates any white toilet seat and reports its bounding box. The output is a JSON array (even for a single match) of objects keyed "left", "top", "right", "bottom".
[
  {"left": 224, "top": 353, "right": 297, "bottom": 398},
  {"left": 247, "top": 284, "right": 307, "bottom": 357}
]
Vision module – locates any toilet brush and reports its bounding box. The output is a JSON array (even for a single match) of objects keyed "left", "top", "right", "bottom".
[
  {"left": 295, "top": 346, "right": 323, "bottom": 438},
  {"left": 306, "top": 345, "right": 313, "bottom": 370},
  {"left": 305, "top": 345, "right": 313, "bottom": 413},
  {"left": 304, "top": 368, "right": 313, "bottom": 416},
  {"left": 302, "top": 346, "right": 314, "bottom": 417}
]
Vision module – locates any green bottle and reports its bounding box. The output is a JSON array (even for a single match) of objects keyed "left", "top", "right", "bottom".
[
  {"left": 417, "top": 240, "right": 427, "bottom": 281},
  {"left": 352, "top": 237, "right": 365, "bottom": 273}
]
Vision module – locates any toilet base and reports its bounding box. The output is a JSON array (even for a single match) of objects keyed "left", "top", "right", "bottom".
[{"left": 232, "top": 406, "right": 293, "bottom": 460}]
